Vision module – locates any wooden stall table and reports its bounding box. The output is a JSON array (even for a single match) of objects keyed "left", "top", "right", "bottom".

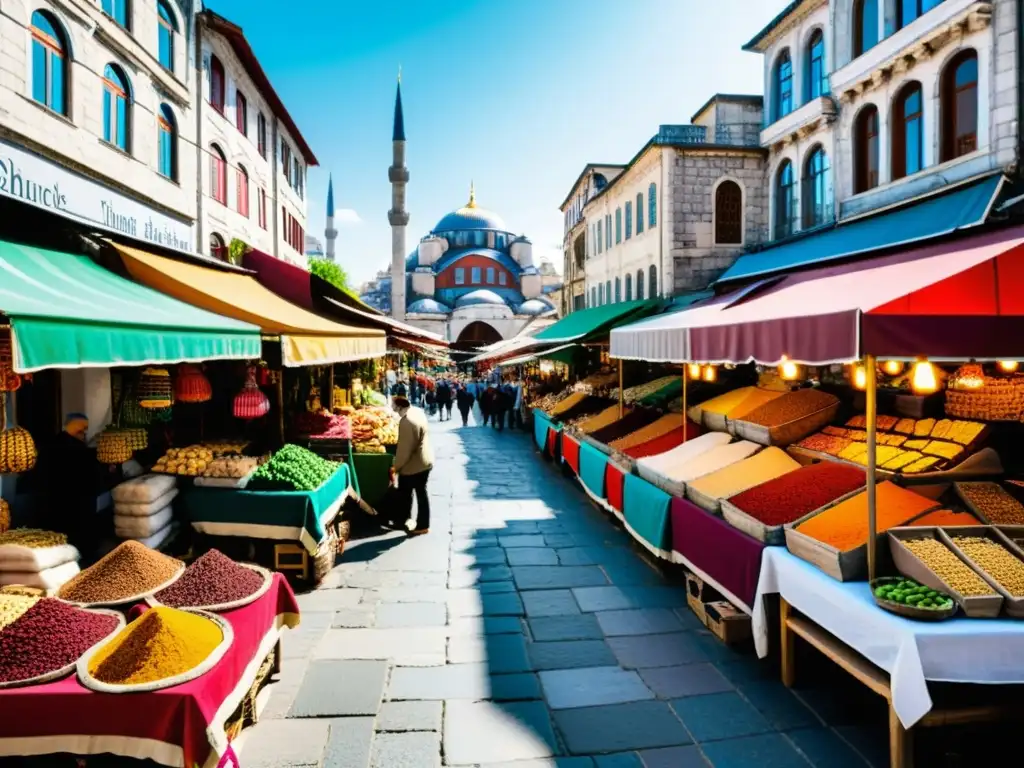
[{"left": 754, "top": 547, "right": 1024, "bottom": 768}]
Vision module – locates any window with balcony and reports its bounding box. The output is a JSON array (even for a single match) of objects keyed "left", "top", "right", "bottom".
[
  {"left": 625, "top": 201, "right": 633, "bottom": 240},
  {"left": 649, "top": 183, "right": 657, "bottom": 227},
  {"left": 31, "top": 12, "right": 68, "bottom": 116},
  {"left": 806, "top": 30, "right": 827, "bottom": 101},
  {"left": 715, "top": 181, "right": 743, "bottom": 245},
  {"left": 772, "top": 49, "right": 793, "bottom": 121},
  {"left": 615, "top": 209, "right": 622, "bottom": 244},
  {"left": 636, "top": 193, "right": 644, "bottom": 234},
  {"left": 210, "top": 144, "right": 227, "bottom": 205},
  {"left": 648, "top": 266, "right": 657, "bottom": 298},
  {"left": 236, "top": 91, "right": 247, "bottom": 135},
  {"left": 102, "top": 64, "right": 131, "bottom": 151},
  {"left": 853, "top": 0, "right": 879, "bottom": 57},
  {"left": 892, "top": 82, "right": 924, "bottom": 180},
  {"left": 209, "top": 55, "right": 225, "bottom": 113},
  {"left": 102, "top": 0, "right": 129, "bottom": 30},
  {"left": 157, "top": 104, "right": 176, "bottom": 181},
  {"left": 157, "top": 0, "right": 175, "bottom": 71},
  {"left": 636, "top": 270, "right": 644, "bottom": 300},
  {"left": 802, "top": 146, "right": 831, "bottom": 228},
  {"left": 941, "top": 50, "right": 978, "bottom": 162},
  {"left": 854, "top": 105, "right": 880, "bottom": 193},
  {"left": 625, "top": 273, "right": 632, "bottom": 301},
  {"left": 898, "top": 0, "right": 945, "bottom": 30},
  {"left": 774, "top": 161, "right": 795, "bottom": 239},
  {"left": 237, "top": 165, "right": 249, "bottom": 217}
]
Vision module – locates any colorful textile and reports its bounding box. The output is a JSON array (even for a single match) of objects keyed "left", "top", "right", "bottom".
[
  {"left": 546, "top": 425, "right": 561, "bottom": 460},
  {"left": 623, "top": 421, "right": 702, "bottom": 459},
  {"left": 624, "top": 473, "right": 673, "bottom": 555},
  {"left": 605, "top": 462, "right": 626, "bottom": 513},
  {"left": 533, "top": 409, "right": 552, "bottom": 452},
  {"left": 0, "top": 575, "right": 301, "bottom": 768},
  {"left": 671, "top": 498, "right": 765, "bottom": 609},
  {"left": 579, "top": 440, "right": 609, "bottom": 499},
  {"left": 562, "top": 433, "right": 581, "bottom": 474}
]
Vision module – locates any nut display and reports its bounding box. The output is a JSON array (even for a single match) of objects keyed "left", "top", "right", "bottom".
[
  {"left": 958, "top": 483, "right": 1024, "bottom": 525},
  {"left": 0, "top": 529, "right": 67, "bottom": 548},
  {"left": 0, "top": 593, "right": 40, "bottom": 631},
  {"left": 202, "top": 456, "right": 263, "bottom": 479},
  {"left": 351, "top": 408, "right": 398, "bottom": 446},
  {"left": 58, "top": 541, "right": 183, "bottom": 604},
  {"left": 795, "top": 433, "right": 851, "bottom": 456},
  {"left": 152, "top": 445, "right": 215, "bottom": 477},
  {"left": 739, "top": 388, "right": 838, "bottom": 428},
  {"left": 951, "top": 536, "right": 1024, "bottom": 597},
  {"left": 901, "top": 537, "right": 995, "bottom": 596}
]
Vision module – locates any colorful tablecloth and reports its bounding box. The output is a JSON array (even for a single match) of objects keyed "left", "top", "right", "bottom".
[
  {"left": 623, "top": 473, "right": 673, "bottom": 559},
  {"left": 533, "top": 409, "right": 553, "bottom": 453},
  {"left": 562, "top": 433, "right": 581, "bottom": 475},
  {"left": 578, "top": 441, "right": 609, "bottom": 499},
  {"left": 183, "top": 464, "right": 351, "bottom": 554},
  {"left": 0, "top": 574, "right": 301, "bottom": 767},
  {"left": 605, "top": 462, "right": 626, "bottom": 514},
  {"left": 670, "top": 498, "right": 765, "bottom": 612}
]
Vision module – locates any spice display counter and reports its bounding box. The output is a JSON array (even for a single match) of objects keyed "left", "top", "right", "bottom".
[
  {"left": 0, "top": 573, "right": 300, "bottom": 768},
  {"left": 182, "top": 463, "right": 351, "bottom": 554}
]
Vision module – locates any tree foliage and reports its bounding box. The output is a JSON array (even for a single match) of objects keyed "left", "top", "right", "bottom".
[{"left": 309, "top": 257, "right": 357, "bottom": 298}]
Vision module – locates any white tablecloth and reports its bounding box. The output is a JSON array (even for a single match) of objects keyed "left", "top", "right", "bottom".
[{"left": 753, "top": 547, "right": 1024, "bottom": 728}]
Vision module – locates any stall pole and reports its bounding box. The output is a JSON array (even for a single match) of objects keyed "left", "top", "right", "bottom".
[
  {"left": 276, "top": 373, "right": 285, "bottom": 446},
  {"left": 618, "top": 360, "right": 624, "bottom": 419},
  {"left": 327, "top": 366, "right": 335, "bottom": 411},
  {"left": 865, "top": 354, "right": 878, "bottom": 582},
  {"left": 681, "top": 365, "right": 688, "bottom": 443}
]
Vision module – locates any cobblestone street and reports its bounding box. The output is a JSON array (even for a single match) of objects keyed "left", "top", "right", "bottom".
[{"left": 240, "top": 416, "right": 885, "bottom": 768}]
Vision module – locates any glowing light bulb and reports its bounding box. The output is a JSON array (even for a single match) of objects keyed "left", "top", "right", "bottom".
[
  {"left": 702, "top": 365, "right": 716, "bottom": 382},
  {"left": 882, "top": 360, "right": 904, "bottom": 376},
  {"left": 688, "top": 363, "right": 701, "bottom": 379},
  {"left": 853, "top": 365, "right": 867, "bottom": 390},
  {"left": 911, "top": 359, "right": 938, "bottom": 394},
  {"left": 998, "top": 361, "right": 1019, "bottom": 373},
  {"left": 779, "top": 356, "right": 800, "bottom": 381}
]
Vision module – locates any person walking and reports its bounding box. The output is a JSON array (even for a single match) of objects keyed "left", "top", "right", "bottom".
[
  {"left": 388, "top": 396, "right": 433, "bottom": 535},
  {"left": 435, "top": 378, "right": 452, "bottom": 422},
  {"left": 456, "top": 384, "right": 475, "bottom": 426}
]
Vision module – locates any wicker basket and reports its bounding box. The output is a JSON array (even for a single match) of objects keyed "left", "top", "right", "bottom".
[
  {"left": 96, "top": 430, "right": 133, "bottom": 464},
  {"left": 0, "top": 499, "right": 9, "bottom": 534},
  {"left": 138, "top": 368, "right": 174, "bottom": 410},
  {"left": 945, "top": 377, "right": 1024, "bottom": 421},
  {"left": 313, "top": 529, "right": 338, "bottom": 584}
]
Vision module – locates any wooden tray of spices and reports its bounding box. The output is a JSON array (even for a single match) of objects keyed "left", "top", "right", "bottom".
[
  {"left": 721, "top": 484, "right": 865, "bottom": 546},
  {"left": 940, "top": 526, "right": 1024, "bottom": 618},
  {"left": 732, "top": 401, "right": 840, "bottom": 448}
]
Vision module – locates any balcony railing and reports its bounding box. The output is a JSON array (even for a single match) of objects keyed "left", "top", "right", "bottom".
[{"left": 656, "top": 124, "right": 761, "bottom": 148}]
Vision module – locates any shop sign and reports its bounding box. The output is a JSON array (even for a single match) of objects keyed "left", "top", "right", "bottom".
[{"left": 0, "top": 139, "right": 194, "bottom": 253}]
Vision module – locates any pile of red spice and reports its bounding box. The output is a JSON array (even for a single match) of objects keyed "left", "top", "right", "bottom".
[
  {"left": 155, "top": 549, "right": 264, "bottom": 608},
  {"left": 727, "top": 461, "right": 867, "bottom": 526}
]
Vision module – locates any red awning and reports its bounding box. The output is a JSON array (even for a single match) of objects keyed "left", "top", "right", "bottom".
[{"left": 681, "top": 226, "right": 1024, "bottom": 364}]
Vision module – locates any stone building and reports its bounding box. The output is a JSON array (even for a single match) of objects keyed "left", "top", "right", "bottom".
[
  {"left": 197, "top": 10, "right": 316, "bottom": 265},
  {"left": 580, "top": 96, "right": 768, "bottom": 305}
]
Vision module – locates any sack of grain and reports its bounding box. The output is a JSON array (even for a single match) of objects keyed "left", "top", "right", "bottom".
[
  {"left": 111, "top": 474, "right": 177, "bottom": 504},
  {"left": 114, "top": 506, "right": 173, "bottom": 539},
  {"left": 133, "top": 521, "right": 177, "bottom": 550},
  {"left": 0, "top": 543, "right": 80, "bottom": 573},
  {"left": 114, "top": 488, "right": 178, "bottom": 517},
  {"left": 0, "top": 559, "right": 80, "bottom": 591}
]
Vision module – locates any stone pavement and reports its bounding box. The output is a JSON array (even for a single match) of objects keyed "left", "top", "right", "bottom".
[{"left": 240, "top": 415, "right": 887, "bottom": 768}]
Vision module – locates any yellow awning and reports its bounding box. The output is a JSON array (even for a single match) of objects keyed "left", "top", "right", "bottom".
[{"left": 112, "top": 243, "right": 386, "bottom": 366}]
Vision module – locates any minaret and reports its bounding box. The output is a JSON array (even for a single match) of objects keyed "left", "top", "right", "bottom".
[
  {"left": 388, "top": 69, "right": 409, "bottom": 321},
  {"left": 325, "top": 174, "right": 337, "bottom": 262}
]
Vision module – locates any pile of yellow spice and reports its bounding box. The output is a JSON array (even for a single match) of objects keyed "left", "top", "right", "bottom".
[{"left": 87, "top": 606, "right": 223, "bottom": 686}]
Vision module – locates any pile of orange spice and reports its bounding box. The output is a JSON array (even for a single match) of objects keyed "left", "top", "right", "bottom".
[
  {"left": 909, "top": 509, "right": 980, "bottom": 527},
  {"left": 795, "top": 481, "right": 936, "bottom": 552}
]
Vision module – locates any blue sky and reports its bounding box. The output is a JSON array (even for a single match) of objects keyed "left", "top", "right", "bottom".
[{"left": 209, "top": 0, "right": 784, "bottom": 287}]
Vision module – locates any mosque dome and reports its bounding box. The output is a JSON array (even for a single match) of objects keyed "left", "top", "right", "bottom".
[
  {"left": 517, "top": 298, "right": 555, "bottom": 316},
  {"left": 407, "top": 298, "right": 452, "bottom": 315},
  {"left": 432, "top": 183, "right": 507, "bottom": 233},
  {"left": 455, "top": 289, "right": 506, "bottom": 308}
]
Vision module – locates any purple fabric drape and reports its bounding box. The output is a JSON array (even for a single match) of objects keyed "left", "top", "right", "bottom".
[
  {"left": 688, "top": 310, "right": 859, "bottom": 366},
  {"left": 242, "top": 249, "right": 315, "bottom": 311}
]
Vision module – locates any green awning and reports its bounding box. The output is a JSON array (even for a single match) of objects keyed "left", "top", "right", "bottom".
[
  {"left": 0, "top": 240, "right": 262, "bottom": 373},
  {"left": 533, "top": 299, "right": 662, "bottom": 344}
]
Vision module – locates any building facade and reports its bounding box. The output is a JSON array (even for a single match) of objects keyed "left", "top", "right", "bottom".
[
  {"left": 558, "top": 164, "right": 624, "bottom": 315},
  {"left": 581, "top": 99, "right": 768, "bottom": 306},
  {"left": 748, "top": 0, "right": 1018, "bottom": 242}
]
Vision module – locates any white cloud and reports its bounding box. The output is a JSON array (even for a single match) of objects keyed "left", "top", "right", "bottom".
[{"left": 334, "top": 208, "right": 361, "bottom": 226}]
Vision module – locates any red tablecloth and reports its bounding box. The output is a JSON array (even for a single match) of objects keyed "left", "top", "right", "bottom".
[
  {"left": 562, "top": 433, "right": 581, "bottom": 474},
  {"left": 0, "top": 574, "right": 301, "bottom": 768},
  {"left": 605, "top": 462, "right": 626, "bottom": 513},
  {"left": 546, "top": 426, "right": 560, "bottom": 459}
]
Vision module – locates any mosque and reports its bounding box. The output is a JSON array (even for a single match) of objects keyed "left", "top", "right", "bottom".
[{"left": 350, "top": 78, "right": 559, "bottom": 349}]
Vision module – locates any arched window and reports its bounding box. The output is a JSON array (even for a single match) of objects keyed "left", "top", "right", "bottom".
[
  {"left": 636, "top": 270, "right": 644, "bottom": 301},
  {"left": 648, "top": 266, "right": 657, "bottom": 298},
  {"left": 102, "top": 64, "right": 131, "bottom": 151},
  {"left": 210, "top": 144, "right": 227, "bottom": 205},
  {"left": 715, "top": 181, "right": 743, "bottom": 245},
  {"left": 31, "top": 11, "right": 68, "bottom": 115},
  {"left": 615, "top": 209, "right": 622, "bottom": 244},
  {"left": 209, "top": 233, "right": 226, "bottom": 261},
  {"left": 648, "top": 183, "right": 657, "bottom": 227},
  {"left": 854, "top": 106, "right": 880, "bottom": 193},
  {"left": 774, "top": 161, "right": 795, "bottom": 238},
  {"left": 614, "top": 277, "right": 621, "bottom": 303},
  {"left": 209, "top": 55, "right": 225, "bottom": 113},
  {"left": 625, "top": 201, "right": 632, "bottom": 240},
  {"left": 102, "top": 0, "right": 129, "bottom": 29},
  {"left": 236, "top": 164, "right": 249, "bottom": 217},
  {"left": 802, "top": 147, "right": 831, "bottom": 228},
  {"left": 941, "top": 50, "right": 978, "bottom": 162},
  {"left": 157, "top": 0, "right": 176, "bottom": 71},
  {"left": 636, "top": 193, "right": 644, "bottom": 234},
  {"left": 892, "top": 83, "right": 924, "bottom": 180},
  {"left": 625, "top": 273, "right": 632, "bottom": 301},
  {"left": 899, "top": 0, "right": 945, "bottom": 30},
  {"left": 806, "top": 30, "right": 826, "bottom": 101},
  {"left": 772, "top": 50, "right": 793, "bottom": 121},
  {"left": 853, "top": 0, "right": 879, "bottom": 57},
  {"left": 157, "top": 104, "right": 177, "bottom": 180},
  {"left": 236, "top": 91, "right": 248, "bottom": 135}
]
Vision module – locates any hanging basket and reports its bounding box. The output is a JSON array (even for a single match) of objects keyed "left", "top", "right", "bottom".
[
  {"left": 0, "top": 427, "right": 36, "bottom": 474},
  {"left": 121, "top": 393, "right": 153, "bottom": 427},
  {"left": 96, "top": 430, "right": 133, "bottom": 465},
  {"left": 176, "top": 364, "right": 212, "bottom": 404},
  {"left": 0, "top": 499, "right": 10, "bottom": 534},
  {"left": 138, "top": 368, "right": 173, "bottom": 410},
  {"left": 234, "top": 368, "right": 270, "bottom": 420}
]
